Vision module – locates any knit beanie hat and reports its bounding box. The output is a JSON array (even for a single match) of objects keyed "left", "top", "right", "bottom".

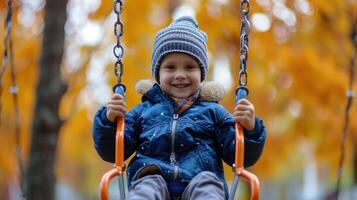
[{"left": 151, "top": 16, "right": 208, "bottom": 83}]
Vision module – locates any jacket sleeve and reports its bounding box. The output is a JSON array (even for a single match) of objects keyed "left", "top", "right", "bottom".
[
  {"left": 216, "top": 110, "right": 266, "bottom": 167},
  {"left": 92, "top": 106, "right": 140, "bottom": 163}
]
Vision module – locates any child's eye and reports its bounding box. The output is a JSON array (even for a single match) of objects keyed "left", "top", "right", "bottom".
[
  {"left": 186, "top": 65, "right": 198, "bottom": 70},
  {"left": 163, "top": 65, "right": 175, "bottom": 70}
]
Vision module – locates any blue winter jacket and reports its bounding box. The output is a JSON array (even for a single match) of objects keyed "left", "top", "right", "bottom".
[{"left": 93, "top": 84, "right": 266, "bottom": 192}]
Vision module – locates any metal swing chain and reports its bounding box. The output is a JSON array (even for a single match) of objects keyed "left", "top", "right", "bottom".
[
  {"left": 0, "top": 0, "right": 24, "bottom": 197},
  {"left": 239, "top": 0, "right": 250, "bottom": 87},
  {"left": 336, "top": 15, "right": 357, "bottom": 199},
  {"left": 113, "top": 0, "right": 124, "bottom": 83},
  {"left": 0, "top": 0, "right": 14, "bottom": 122}
]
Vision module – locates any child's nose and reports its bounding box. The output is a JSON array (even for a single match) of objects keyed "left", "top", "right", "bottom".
[{"left": 174, "top": 70, "right": 186, "bottom": 79}]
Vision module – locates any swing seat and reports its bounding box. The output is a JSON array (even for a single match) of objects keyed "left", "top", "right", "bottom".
[{"left": 100, "top": 167, "right": 124, "bottom": 200}]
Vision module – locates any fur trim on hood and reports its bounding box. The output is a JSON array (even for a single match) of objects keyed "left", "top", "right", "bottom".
[{"left": 135, "top": 79, "right": 225, "bottom": 102}]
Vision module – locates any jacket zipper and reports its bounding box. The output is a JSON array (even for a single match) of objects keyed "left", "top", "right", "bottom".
[{"left": 170, "top": 113, "right": 179, "bottom": 179}]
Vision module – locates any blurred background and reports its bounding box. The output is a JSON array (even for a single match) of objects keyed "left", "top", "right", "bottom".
[{"left": 0, "top": 0, "right": 357, "bottom": 199}]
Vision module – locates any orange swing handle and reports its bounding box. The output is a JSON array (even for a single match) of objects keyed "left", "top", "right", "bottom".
[
  {"left": 100, "top": 84, "right": 126, "bottom": 200},
  {"left": 229, "top": 86, "right": 260, "bottom": 200},
  {"left": 115, "top": 118, "right": 125, "bottom": 168},
  {"left": 99, "top": 117, "right": 126, "bottom": 200},
  {"left": 233, "top": 123, "right": 260, "bottom": 200}
]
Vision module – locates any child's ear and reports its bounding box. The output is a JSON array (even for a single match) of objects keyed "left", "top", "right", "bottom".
[
  {"left": 135, "top": 79, "right": 156, "bottom": 95},
  {"left": 199, "top": 81, "right": 225, "bottom": 102}
]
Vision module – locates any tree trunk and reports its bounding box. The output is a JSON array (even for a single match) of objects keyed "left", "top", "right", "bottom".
[{"left": 25, "top": 0, "right": 67, "bottom": 199}]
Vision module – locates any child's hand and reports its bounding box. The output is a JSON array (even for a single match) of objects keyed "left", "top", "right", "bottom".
[
  {"left": 233, "top": 99, "right": 256, "bottom": 131},
  {"left": 106, "top": 94, "right": 127, "bottom": 122}
]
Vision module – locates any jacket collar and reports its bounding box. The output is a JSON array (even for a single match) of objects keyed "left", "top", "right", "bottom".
[{"left": 142, "top": 83, "right": 165, "bottom": 103}]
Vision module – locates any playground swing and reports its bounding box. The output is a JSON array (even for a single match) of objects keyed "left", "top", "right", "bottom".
[{"left": 99, "top": 0, "right": 260, "bottom": 199}]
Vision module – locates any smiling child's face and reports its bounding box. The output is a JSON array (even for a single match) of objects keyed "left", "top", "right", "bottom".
[{"left": 159, "top": 53, "right": 201, "bottom": 99}]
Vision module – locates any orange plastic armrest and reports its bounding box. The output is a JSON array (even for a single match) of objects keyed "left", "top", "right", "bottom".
[
  {"left": 99, "top": 117, "right": 125, "bottom": 200},
  {"left": 234, "top": 123, "right": 260, "bottom": 200}
]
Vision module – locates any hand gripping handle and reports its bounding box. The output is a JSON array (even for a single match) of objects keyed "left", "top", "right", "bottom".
[
  {"left": 229, "top": 86, "right": 260, "bottom": 200},
  {"left": 113, "top": 84, "right": 126, "bottom": 169},
  {"left": 234, "top": 86, "right": 248, "bottom": 169},
  {"left": 100, "top": 84, "right": 126, "bottom": 200}
]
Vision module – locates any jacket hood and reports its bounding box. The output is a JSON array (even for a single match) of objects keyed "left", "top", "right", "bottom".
[{"left": 135, "top": 79, "right": 225, "bottom": 102}]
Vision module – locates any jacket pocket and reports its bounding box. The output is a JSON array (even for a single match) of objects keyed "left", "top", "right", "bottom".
[
  {"left": 196, "top": 145, "right": 220, "bottom": 173},
  {"left": 140, "top": 122, "right": 170, "bottom": 157}
]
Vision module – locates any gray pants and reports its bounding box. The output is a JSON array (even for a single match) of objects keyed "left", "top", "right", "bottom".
[{"left": 126, "top": 171, "right": 225, "bottom": 200}]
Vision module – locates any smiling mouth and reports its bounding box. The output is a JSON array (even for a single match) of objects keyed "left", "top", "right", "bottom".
[{"left": 172, "top": 84, "right": 190, "bottom": 88}]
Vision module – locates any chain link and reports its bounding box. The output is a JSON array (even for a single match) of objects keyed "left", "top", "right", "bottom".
[
  {"left": 0, "top": 0, "right": 14, "bottom": 123},
  {"left": 336, "top": 15, "right": 357, "bottom": 199},
  {"left": 239, "top": 0, "right": 250, "bottom": 87},
  {"left": 0, "top": 0, "right": 24, "bottom": 198},
  {"left": 113, "top": 0, "right": 124, "bottom": 83}
]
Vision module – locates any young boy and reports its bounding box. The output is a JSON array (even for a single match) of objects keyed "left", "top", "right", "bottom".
[{"left": 93, "top": 16, "right": 266, "bottom": 200}]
